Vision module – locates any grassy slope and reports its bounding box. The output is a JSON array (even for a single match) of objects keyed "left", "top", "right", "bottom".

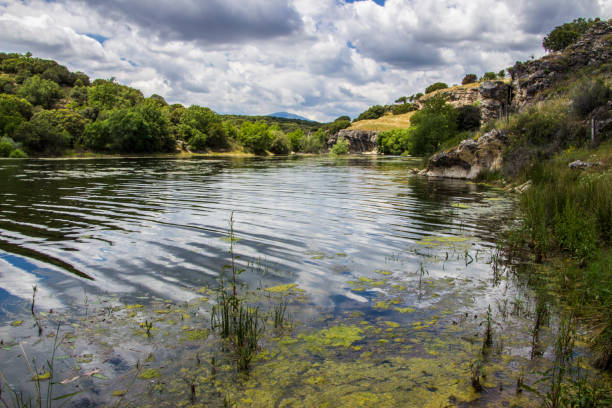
[{"left": 348, "top": 111, "right": 414, "bottom": 132}]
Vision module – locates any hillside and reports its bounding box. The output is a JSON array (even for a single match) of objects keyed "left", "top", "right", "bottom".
[{"left": 348, "top": 111, "right": 414, "bottom": 131}]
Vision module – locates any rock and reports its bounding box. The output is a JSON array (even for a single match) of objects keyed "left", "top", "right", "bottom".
[
  {"left": 420, "top": 130, "right": 507, "bottom": 179},
  {"left": 327, "top": 129, "right": 378, "bottom": 153},
  {"left": 569, "top": 160, "right": 601, "bottom": 169},
  {"left": 513, "top": 180, "right": 532, "bottom": 193}
]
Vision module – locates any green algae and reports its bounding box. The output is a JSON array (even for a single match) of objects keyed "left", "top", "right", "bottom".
[
  {"left": 299, "top": 325, "right": 364, "bottom": 348},
  {"left": 451, "top": 203, "right": 471, "bottom": 209},
  {"left": 182, "top": 328, "right": 210, "bottom": 341},
  {"left": 375, "top": 269, "right": 392, "bottom": 275},
  {"left": 125, "top": 304, "right": 144, "bottom": 310},
  {"left": 10, "top": 320, "right": 23, "bottom": 326},
  {"left": 394, "top": 307, "right": 415, "bottom": 314},
  {"left": 138, "top": 368, "right": 161, "bottom": 380},
  {"left": 263, "top": 283, "right": 300, "bottom": 293}
]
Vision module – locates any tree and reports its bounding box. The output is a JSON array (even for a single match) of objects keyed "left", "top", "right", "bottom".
[
  {"left": 377, "top": 129, "right": 412, "bottom": 155},
  {"left": 83, "top": 120, "right": 111, "bottom": 151},
  {"left": 17, "top": 75, "right": 62, "bottom": 108},
  {"left": 481, "top": 72, "right": 497, "bottom": 81},
  {"left": 30, "top": 109, "right": 89, "bottom": 147},
  {"left": 409, "top": 94, "right": 457, "bottom": 156},
  {"left": 13, "top": 114, "right": 71, "bottom": 156},
  {"left": 355, "top": 105, "right": 386, "bottom": 122},
  {"left": 497, "top": 70, "right": 505, "bottom": 79},
  {"left": 461, "top": 74, "right": 477, "bottom": 85},
  {"left": 425, "top": 82, "right": 448, "bottom": 94},
  {"left": 395, "top": 96, "right": 408, "bottom": 104},
  {"left": 392, "top": 103, "right": 416, "bottom": 115},
  {"left": 330, "top": 137, "right": 349, "bottom": 155},
  {"left": 269, "top": 130, "right": 290, "bottom": 155},
  {"left": 239, "top": 121, "right": 272, "bottom": 154},
  {"left": 288, "top": 129, "right": 305, "bottom": 152},
  {"left": 87, "top": 79, "right": 144, "bottom": 111},
  {"left": 0, "top": 94, "right": 33, "bottom": 138},
  {"left": 543, "top": 18, "right": 597, "bottom": 52}
]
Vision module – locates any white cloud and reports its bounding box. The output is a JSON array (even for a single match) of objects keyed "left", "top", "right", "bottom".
[{"left": 0, "top": 0, "right": 609, "bottom": 122}]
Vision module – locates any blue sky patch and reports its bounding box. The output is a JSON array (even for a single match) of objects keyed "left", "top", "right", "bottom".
[{"left": 85, "top": 33, "right": 109, "bottom": 45}]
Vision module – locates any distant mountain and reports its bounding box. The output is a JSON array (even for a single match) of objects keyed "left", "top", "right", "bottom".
[{"left": 267, "top": 112, "right": 313, "bottom": 122}]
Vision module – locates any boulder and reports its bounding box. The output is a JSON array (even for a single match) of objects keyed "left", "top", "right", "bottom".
[
  {"left": 419, "top": 130, "right": 508, "bottom": 179},
  {"left": 327, "top": 129, "right": 378, "bottom": 153}
]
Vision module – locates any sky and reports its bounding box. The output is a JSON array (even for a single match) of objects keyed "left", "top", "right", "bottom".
[{"left": 1, "top": 0, "right": 610, "bottom": 122}]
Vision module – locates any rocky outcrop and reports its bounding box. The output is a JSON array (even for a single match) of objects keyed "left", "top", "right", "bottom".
[
  {"left": 419, "top": 130, "right": 507, "bottom": 179},
  {"left": 327, "top": 129, "right": 378, "bottom": 153},
  {"left": 478, "top": 81, "right": 512, "bottom": 122},
  {"left": 509, "top": 20, "right": 612, "bottom": 110}
]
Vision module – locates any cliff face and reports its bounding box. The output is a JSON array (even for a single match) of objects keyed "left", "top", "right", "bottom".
[
  {"left": 509, "top": 20, "right": 612, "bottom": 110},
  {"left": 327, "top": 129, "right": 378, "bottom": 153},
  {"left": 422, "top": 20, "right": 612, "bottom": 179}
]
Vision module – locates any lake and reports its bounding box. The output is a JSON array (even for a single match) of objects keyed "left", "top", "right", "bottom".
[{"left": 0, "top": 156, "right": 605, "bottom": 407}]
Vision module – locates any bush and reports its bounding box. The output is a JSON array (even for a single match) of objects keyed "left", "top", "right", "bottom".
[
  {"left": 303, "top": 128, "right": 327, "bottom": 153},
  {"left": 571, "top": 79, "right": 612, "bottom": 118},
  {"left": 0, "top": 94, "right": 33, "bottom": 138},
  {"left": 330, "top": 137, "right": 349, "bottom": 155},
  {"left": 378, "top": 129, "right": 412, "bottom": 155},
  {"left": 269, "top": 131, "right": 290, "bottom": 155},
  {"left": 425, "top": 82, "right": 448, "bottom": 94},
  {"left": 543, "top": 18, "right": 596, "bottom": 52},
  {"left": 392, "top": 103, "right": 416, "bottom": 115},
  {"left": 87, "top": 79, "right": 144, "bottom": 111},
  {"left": 461, "top": 74, "right": 477, "bottom": 85},
  {"left": 481, "top": 72, "right": 497, "bottom": 81},
  {"left": 456, "top": 105, "right": 482, "bottom": 131},
  {"left": 0, "top": 140, "right": 13, "bottom": 157},
  {"left": 17, "top": 75, "right": 62, "bottom": 108},
  {"left": 180, "top": 105, "right": 227, "bottom": 149},
  {"left": 8, "top": 148, "right": 27, "bottom": 158},
  {"left": 13, "top": 117, "right": 70, "bottom": 156},
  {"left": 354, "top": 105, "right": 386, "bottom": 122},
  {"left": 325, "top": 118, "right": 351, "bottom": 134},
  {"left": 83, "top": 120, "right": 111, "bottom": 151},
  {"left": 189, "top": 132, "right": 208, "bottom": 152},
  {"left": 409, "top": 94, "right": 457, "bottom": 156},
  {"left": 239, "top": 121, "right": 272, "bottom": 154},
  {"left": 288, "top": 129, "right": 305, "bottom": 152}
]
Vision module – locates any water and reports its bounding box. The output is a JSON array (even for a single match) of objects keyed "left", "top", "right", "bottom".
[{"left": 0, "top": 157, "right": 605, "bottom": 407}]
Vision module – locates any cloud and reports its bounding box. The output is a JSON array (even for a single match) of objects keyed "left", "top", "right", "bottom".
[
  {"left": 0, "top": 0, "right": 609, "bottom": 121},
  {"left": 77, "top": 0, "right": 303, "bottom": 44}
]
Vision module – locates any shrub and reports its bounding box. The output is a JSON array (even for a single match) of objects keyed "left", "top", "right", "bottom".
[
  {"left": 456, "top": 105, "right": 482, "bottom": 131},
  {"left": 571, "top": 79, "right": 611, "bottom": 118},
  {"left": 330, "top": 137, "right": 349, "bottom": 155},
  {"left": 17, "top": 75, "right": 62, "bottom": 109},
  {"left": 378, "top": 129, "right": 412, "bottom": 155},
  {"left": 543, "top": 18, "right": 597, "bottom": 52},
  {"left": 83, "top": 120, "right": 111, "bottom": 151},
  {"left": 269, "top": 131, "right": 290, "bottom": 155},
  {"left": 8, "top": 148, "right": 27, "bottom": 158},
  {"left": 288, "top": 129, "right": 305, "bottom": 152},
  {"left": 189, "top": 132, "right": 208, "bottom": 152},
  {"left": 462, "top": 74, "right": 477, "bottom": 85},
  {"left": 425, "top": 82, "right": 448, "bottom": 94},
  {"left": 326, "top": 118, "right": 351, "bottom": 134},
  {"left": 0, "top": 94, "right": 33, "bottom": 138},
  {"left": 354, "top": 105, "right": 386, "bottom": 121},
  {"left": 239, "top": 121, "right": 272, "bottom": 154},
  {"left": 303, "top": 128, "right": 327, "bottom": 153},
  {"left": 13, "top": 117, "right": 70, "bottom": 156},
  {"left": 409, "top": 94, "right": 457, "bottom": 156},
  {"left": 0, "top": 140, "right": 13, "bottom": 157},
  {"left": 481, "top": 72, "right": 497, "bottom": 81},
  {"left": 392, "top": 103, "right": 416, "bottom": 115}
]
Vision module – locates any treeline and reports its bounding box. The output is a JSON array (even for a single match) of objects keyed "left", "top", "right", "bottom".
[{"left": 0, "top": 52, "right": 349, "bottom": 157}]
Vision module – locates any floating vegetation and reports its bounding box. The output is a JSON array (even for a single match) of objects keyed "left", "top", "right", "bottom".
[
  {"left": 263, "top": 283, "right": 300, "bottom": 294},
  {"left": 415, "top": 235, "right": 471, "bottom": 248},
  {"left": 298, "top": 325, "right": 364, "bottom": 348},
  {"left": 138, "top": 368, "right": 161, "bottom": 380}
]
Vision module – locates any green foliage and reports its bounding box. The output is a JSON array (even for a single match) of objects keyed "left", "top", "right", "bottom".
[
  {"left": 188, "top": 131, "right": 208, "bottom": 152},
  {"left": 8, "top": 148, "right": 27, "bottom": 158},
  {"left": 377, "top": 129, "right": 412, "bottom": 155},
  {"left": 481, "top": 72, "right": 497, "bottom": 81},
  {"left": 30, "top": 109, "right": 89, "bottom": 148},
  {"left": 394, "top": 96, "right": 408, "bottom": 104},
  {"left": 498, "top": 70, "right": 505, "bottom": 79},
  {"left": 269, "top": 130, "right": 290, "bottom": 155},
  {"left": 0, "top": 77, "right": 16, "bottom": 94},
  {"left": 288, "top": 129, "right": 305, "bottom": 152},
  {"left": 325, "top": 118, "right": 351, "bottom": 134},
  {"left": 69, "top": 85, "right": 88, "bottom": 107},
  {"left": 354, "top": 105, "right": 386, "bottom": 122},
  {"left": 571, "top": 79, "right": 612, "bottom": 118},
  {"left": 0, "top": 138, "right": 13, "bottom": 157},
  {"left": 391, "top": 103, "right": 416, "bottom": 115},
  {"left": 543, "top": 18, "right": 597, "bottom": 52},
  {"left": 13, "top": 112, "right": 71, "bottom": 155},
  {"left": 461, "top": 74, "right": 477, "bottom": 85},
  {"left": 83, "top": 120, "right": 111, "bottom": 151},
  {"left": 303, "top": 128, "right": 328, "bottom": 153},
  {"left": 17, "top": 75, "right": 62, "bottom": 108},
  {"left": 424, "top": 82, "right": 448, "bottom": 94},
  {"left": 180, "top": 105, "right": 228, "bottom": 149},
  {"left": 409, "top": 94, "right": 458, "bottom": 156},
  {"left": 330, "top": 137, "right": 349, "bottom": 155},
  {"left": 0, "top": 94, "right": 33, "bottom": 138},
  {"left": 239, "top": 121, "right": 272, "bottom": 154},
  {"left": 87, "top": 79, "right": 144, "bottom": 112},
  {"left": 456, "top": 105, "right": 482, "bottom": 131}
]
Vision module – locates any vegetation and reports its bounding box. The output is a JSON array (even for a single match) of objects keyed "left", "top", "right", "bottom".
[
  {"left": 330, "top": 136, "right": 349, "bottom": 155},
  {"left": 354, "top": 105, "right": 386, "bottom": 122},
  {"left": 543, "top": 18, "right": 598, "bottom": 52},
  {"left": 461, "top": 74, "right": 477, "bottom": 85},
  {"left": 424, "top": 82, "right": 448, "bottom": 94},
  {"left": 377, "top": 128, "right": 412, "bottom": 155}
]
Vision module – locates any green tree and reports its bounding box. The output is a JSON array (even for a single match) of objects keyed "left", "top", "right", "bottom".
[
  {"left": 239, "top": 121, "right": 272, "bottom": 154},
  {"left": 87, "top": 79, "right": 144, "bottom": 111},
  {"left": 355, "top": 105, "right": 386, "bottom": 121},
  {"left": 179, "top": 105, "right": 228, "bottom": 149},
  {"left": 456, "top": 105, "right": 482, "bottom": 131},
  {"left": 83, "top": 120, "right": 111, "bottom": 151},
  {"left": 378, "top": 129, "right": 412, "bottom": 155},
  {"left": 13, "top": 113, "right": 71, "bottom": 155},
  {"left": 543, "top": 18, "right": 597, "bottom": 52},
  {"left": 395, "top": 96, "right": 408, "bottom": 104},
  {"left": 392, "top": 103, "right": 416, "bottom": 115},
  {"left": 461, "top": 74, "right": 477, "bottom": 85},
  {"left": 425, "top": 82, "right": 448, "bottom": 94},
  {"left": 30, "top": 109, "right": 89, "bottom": 148},
  {"left": 288, "top": 129, "right": 305, "bottom": 152},
  {"left": 0, "top": 94, "right": 33, "bottom": 138},
  {"left": 409, "top": 94, "right": 457, "bottom": 156},
  {"left": 481, "top": 72, "right": 497, "bottom": 81},
  {"left": 17, "top": 75, "right": 62, "bottom": 108},
  {"left": 269, "top": 130, "right": 290, "bottom": 155},
  {"left": 330, "top": 137, "right": 349, "bottom": 155}
]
